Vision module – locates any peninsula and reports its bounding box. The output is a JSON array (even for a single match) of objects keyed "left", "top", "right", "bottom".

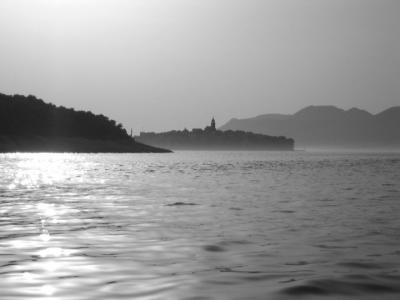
[
  {"left": 136, "top": 118, "right": 294, "bottom": 150},
  {"left": 0, "top": 93, "right": 170, "bottom": 153}
]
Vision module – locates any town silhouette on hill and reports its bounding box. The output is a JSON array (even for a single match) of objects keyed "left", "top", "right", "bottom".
[{"left": 136, "top": 118, "right": 294, "bottom": 150}]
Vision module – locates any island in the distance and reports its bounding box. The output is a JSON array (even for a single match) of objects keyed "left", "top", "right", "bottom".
[
  {"left": 136, "top": 118, "right": 294, "bottom": 150},
  {"left": 0, "top": 93, "right": 170, "bottom": 153}
]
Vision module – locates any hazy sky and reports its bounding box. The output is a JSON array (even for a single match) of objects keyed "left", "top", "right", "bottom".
[{"left": 0, "top": 0, "right": 399, "bottom": 132}]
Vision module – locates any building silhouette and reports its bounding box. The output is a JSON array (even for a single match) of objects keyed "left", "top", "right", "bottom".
[
  {"left": 137, "top": 116, "right": 294, "bottom": 150},
  {"left": 205, "top": 117, "right": 216, "bottom": 132}
]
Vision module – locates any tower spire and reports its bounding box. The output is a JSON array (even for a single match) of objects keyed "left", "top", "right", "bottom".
[{"left": 211, "top": 117, "right": 216, "bottom": 130}]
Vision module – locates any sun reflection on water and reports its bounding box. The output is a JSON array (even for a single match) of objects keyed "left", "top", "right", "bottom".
[
  {"left": 39, "top": 247, "right": 75, "bottom": 258},
  {"left": 1, "top": 153, "right": 90, "bottom": 298},
  {"left": 41, "top": 284, "right": 56, "bottom": 296},
  {"left": 40, "top": 230, "right": 51, "bottom": 242},
  {"left": 6, "top": 153, "right": 84, "bottom": 189}
]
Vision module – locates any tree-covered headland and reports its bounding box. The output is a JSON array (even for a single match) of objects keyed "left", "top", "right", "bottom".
[{"left": 0, "top": 93, "right": 170, "bottom": 153}]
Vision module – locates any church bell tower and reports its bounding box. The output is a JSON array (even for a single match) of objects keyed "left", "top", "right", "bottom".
[{"left": 211, "top": 117, "right": 216, "bottom": 131}]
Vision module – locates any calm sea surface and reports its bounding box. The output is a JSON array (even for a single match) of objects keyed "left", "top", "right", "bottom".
[{"left": 1, "top": 151, "right": 400, "bottom": 300}]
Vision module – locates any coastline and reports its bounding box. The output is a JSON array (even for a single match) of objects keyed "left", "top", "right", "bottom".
[
  {"left": 135, "top": 145, "right": 295, "bottom": 151},
  {"left": 0, "top": 135, "right": 172, "bottom": 153}
]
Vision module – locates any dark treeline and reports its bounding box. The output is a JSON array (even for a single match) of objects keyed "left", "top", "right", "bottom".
[{"left": 0, "top": 93, "right": 130, "bottom": 140}]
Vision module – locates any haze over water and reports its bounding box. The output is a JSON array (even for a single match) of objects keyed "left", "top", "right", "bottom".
[{"left": 1, "top": 151, "right": 400, "bottom": 299}]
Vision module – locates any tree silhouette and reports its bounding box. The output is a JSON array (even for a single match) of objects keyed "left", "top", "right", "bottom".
[{"left": 0, "top": 93, "right": 130, "bottom": 140}]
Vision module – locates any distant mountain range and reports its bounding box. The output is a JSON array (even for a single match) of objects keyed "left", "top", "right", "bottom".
[{"left": 219, "top": 106, "right": 400, "bottom": 149}]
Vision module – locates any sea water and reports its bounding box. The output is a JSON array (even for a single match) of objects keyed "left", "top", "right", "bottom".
[{"left": 0, "top": 151, "right": 399, "bottom": 300}]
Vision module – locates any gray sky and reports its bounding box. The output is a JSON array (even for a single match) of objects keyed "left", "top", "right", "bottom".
[{"left": 0, "top": 0, "right": 399, "bottom": 132}]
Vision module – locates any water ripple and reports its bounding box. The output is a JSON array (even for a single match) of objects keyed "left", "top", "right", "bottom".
[{"left": 0, "top": 151, "right": 400, "bottom": 299}]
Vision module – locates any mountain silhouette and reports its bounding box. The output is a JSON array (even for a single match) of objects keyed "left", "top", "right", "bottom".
[{"left": 220, "top": 105, "right": 400, "bottom": 148}]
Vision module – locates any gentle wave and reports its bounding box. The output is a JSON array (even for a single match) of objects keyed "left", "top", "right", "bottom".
[{"left": 1, "top": 151, "right": 400, "bottom": 299}]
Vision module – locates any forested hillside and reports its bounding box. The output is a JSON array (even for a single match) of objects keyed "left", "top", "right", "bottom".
[{"left": 0, "top": 93, "right": 129, "bottom": 140}]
